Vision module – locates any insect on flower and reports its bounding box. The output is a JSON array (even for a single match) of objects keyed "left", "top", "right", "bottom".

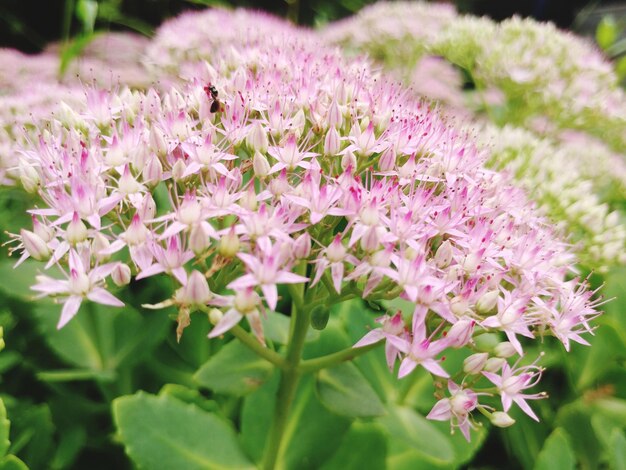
[{"left": 204, "top": 83, "right": 223, "bottom": 113}]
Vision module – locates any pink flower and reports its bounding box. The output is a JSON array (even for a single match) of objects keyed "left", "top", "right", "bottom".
[
  {"left": 32, "top": 250, "right": 123, "bottom": 328},
  {"left": 427, "top": 381, "right": 479, "bottom": 441}
]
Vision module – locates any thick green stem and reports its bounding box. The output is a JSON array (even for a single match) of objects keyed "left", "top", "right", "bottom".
[
  {"left": 262, "top": 284, "right": 311, "bottom": 470},
  {"left": 299, "top": 341, "right": 382, "bottom": 374}
]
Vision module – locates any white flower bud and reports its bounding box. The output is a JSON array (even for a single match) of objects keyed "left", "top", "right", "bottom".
[
  {"left": 20, "top": 229, "right": 50, "bottom": 261},
  {"left": 324, "top": 127, "right": 341, "bottom": 156},
  {"left": 111, "top": 263, "right": 132, "bottom": 286},
  {"left": 189, "top": 225, "right": 210, "bottom": 254},
  {"left": 450, "top": 295, "right": 469, "bottom": 317},
  {"left": 92, "top": 232, "right": 111, "bottom": 262},
  {"left": 66, "top": 214, "right": 88, "bottom": 245},
  {"left": 435, "top": 240, "right": 453, "bottom": 268},
  {"left": 463, "top": 352, "right": 489, "bottom": 375},
  {"left": 247, "top": 121, "right": 269, "bottom": 153},
  {"left": 253, "top": 151, "right": 270, "bottom": 178},
  {"left": 239, "top": 186, "right": 257, "bottom": 211},
  {"left": 490, "top": 411, "right": 516, "bottom": 428},
  {"left": 183, "top": 271, "right": 211, "bottom": 305},
  {"left": 484, "top": 357, "right": 506, "bottom": 373},
  {"left": 171, "top": 160, "right": 187, "bottom": 181},
  {"left": 142, "top": 157, "right": 163, "bottom": 186},
  {"left": 494, "top": 341, "right": 517, "bottom": 358},
  {"left": 208, "top": 308, "right": 223, "bottom": 325},
  {"left": 218, "top": 229, "right": 239, "bottom": 258},
  {"left": 476, "top": 290, "right": 499, "bottom": 314},
  {"left": 19, "top": 164, "right": 40, "bottom": 193},
  {"left": 341, "top": 150, "right": 357, "bottom": 170},
  {"left": 293, "top": 233, "right": 311, "bottom": 259},
  {"left": 149, "top": 127, "right": 168, "bottom": 158}
]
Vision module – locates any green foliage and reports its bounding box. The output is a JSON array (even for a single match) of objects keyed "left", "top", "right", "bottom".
[{"left": 113, "top": 392, "right": 254, "bottom": 469}]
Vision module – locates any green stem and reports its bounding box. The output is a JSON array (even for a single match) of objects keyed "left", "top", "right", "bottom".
[
  {"left": 262, "top": 285, "right": 311, "bottom": 470},
  {"left": 299, "top": 341, "right": 382, "bottom": 374},
  {"left": 230, "top": 325, "right": 287, "bottom": 370}
]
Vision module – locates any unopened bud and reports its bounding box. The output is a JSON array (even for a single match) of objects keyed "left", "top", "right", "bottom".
[
  {"left": 92, "top": 232, "right": 111, "bottom": 262},
  {"left": 208, "top": 308, "right": 223, "bottom": 325},
  {"left": 247, "top": 121, "right": 269, "bottom": 153},
  {"left": 490, "top": 411, "right": 515, "bottom": 428},
  {"left": 463, "top": 352, "right": 489, "bottom": 374},
  {"left": 149, "top": 127, "right": 168, "bottom": 157},
  {"left": 341, "top": 150, "right": 357, "bottom": 170},
  {"left": 218, "top": 229, "right": 239, "bottom": 258},
  {"left": 142, "top": 156, "right": 163, "bottom": 186},
  {"left": 19, "top": 164, "right": 40, "bottom": 193},
  {"left": 66, "top": 213, "right": 88, "bottom": 245},
  {"left": 324, "top": 127, "right": 341, "bottom": 156},
  {"left": 327, "top": 100, "right": 342, "bottom": 128},
  {"left": 253, "top": 151, "right": 270, "bottom": 178},
  {"left": 20, "top": 229, "right": 50, "bottom": 261},
  {"left": 171, "top": 160, "right": 187, "bottom": 181},
  {"left": 484, "top": 357, "right": 506, "bottom": 373},
  {"left": 183, "top": 270, "right": 211, "bottom": 305},
  {"left": 463, "top": 252, "right": 481, "bottom": 273},
  {"left": 111, "top": 263, "right": 132, "bottom": 286},
  {"left": 450, "top": 295, "right": 469, "bottom": 317},
  {"left": 379, "top": 147, "right": 396, "bottom": 171},
  {"left": 494, "top": 341, "right": 517, "bottom": 358},
  {"left": 476, "top": 290, "right": 499, "bottom": 314},
  {"left": 293, "top": 233, "right": 311, "bottom": 259},
  {"left": 239, "top": 186, "right": 257, "bottom": 211},
  {"left": 435, "top": 240, "right": 453, "bottom": 268},
  {"left": 189, "top": 225, "right": 210, "bottom": 254},
  {"left": 446, "top": 317, "right": 474, "bottom": 348}
]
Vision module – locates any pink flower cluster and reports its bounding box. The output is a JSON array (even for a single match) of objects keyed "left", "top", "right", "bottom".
[{"left": 9, "top": 9, "right": 602, "bottom": 440}]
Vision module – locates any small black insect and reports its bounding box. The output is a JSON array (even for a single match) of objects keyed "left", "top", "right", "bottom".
[{"left": 204, "top": 84, "right": 223, "bottom": 113}]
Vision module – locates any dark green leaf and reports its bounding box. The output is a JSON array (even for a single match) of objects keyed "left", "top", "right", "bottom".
[
  {"left": 317, "top": 362, "right": 386, "bottom": 418},
  {"left": 0, "top": 400, "right": 9, "bottom": 458},
  {"left": 9, "top": 404, "right": 54, "bottom": 469},
  {"left": 194, "top": 340, "right": 274, "bottom": 396},
  {"left": 113, "top": 392, "right": 254, "bottom": 470},
  {"left": 534, "top": 428, "right": 575, "bottom": 470},
  {"left": 321, "top": 422, "right": 387, "bottom": 470},
  {"left": 378, "top": 405, "right": 455, "bottom": 465},
  {"left": 262, "top": 311, "right": 318, "bottom": 344}
]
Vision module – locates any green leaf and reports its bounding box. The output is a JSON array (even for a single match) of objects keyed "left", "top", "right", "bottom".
[
  {"left": 159, "top": 384, "right": 220, "bottom": 414},
  {"left": 316, "top": 362, "right": 386, "bottom": 418},
  {"left": 50, "top": 427, "right": 86, "bottom": 470},
  {"left": 0, "top": 455, "right": 28, "bottom": 470},
  {"left": 240, "top": 373, "right": 351, "bottom": 467},
  {"left": 534, "top": 428, "right": 575, "bottom": 470},
  {"left": 596, "top": 16, "right": 618, "bottom": 50},
  {"left": 113, "top": 392, "right": 254, "bottom": 470},
  {"left": 556, "top": 402, "right": 602, "bottom": 470},
  {"left": 9, "top": 404, "right": 54, "bottom": 469},
  {"left": 610, "top": 429, "right": 626, "bottom": 470},
  {"left": 194, "top": 340, "right": 274, "bottom": 396},
  {"left": 321, "top": 422, "right": 387, "bottom": 470},
  {"left": 379, "top": 405, "right": 455, "bottom": 465},
  {"left": 0, "top": 260, "right": 41, "bottom": 300},
  {"left": 503, "top": 405, "right": 549, "bottom": 470},
  {"left": 0, "top": 400, "right": 9, "bottom": 458}
]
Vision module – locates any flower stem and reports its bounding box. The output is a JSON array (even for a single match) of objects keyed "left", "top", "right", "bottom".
[
  {"left": 230, "top": 325, "right": 287, "bottom": 370},
  {"left": 299, "top": 341, "right": 382, "bottom": 374},
  {"left": 262, "top": 286, "right": 311, "bottom": 470}
]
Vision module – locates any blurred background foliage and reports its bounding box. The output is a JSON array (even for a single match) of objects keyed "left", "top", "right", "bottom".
[{"left": 0, "top": 0, "right": 623, "bottom": 52}]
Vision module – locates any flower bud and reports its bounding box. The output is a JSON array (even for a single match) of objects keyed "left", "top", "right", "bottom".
[
  {"left": 66, "top": 213, "right": 88, "bottom": 245},
  {"left": 293, "top": 233, "right": 311, "bottom": 259},
  {"left": 218, "top": 229, "right": 239, "bottom": 258},
  {"left": 208, "top": 308, "right": 223, "bottom": 325},
  {"left": 19, "top": 164, "right": 40, "bottom": 193},
  {"left": 484, "top": 357, "right": 506, "bottom": 373},
  {"left": 183, "top": 270, "right": 211, "bottom": 305},
  {"left": 247, "top": 121, "right": 269, "bottom": 153},
  {"left": 494, "top": 341, "right": 517, "bottom": 358},
  {"left": 32, "top": 217, "right": 54, "bottom": 242},
  {"left": 234, "top": 288, "right": 260, "bottom": 314},
  {"left": 327, "top": 100, "right": 342, "bottom": 128},
  {"left": 239, "top": 186, "right": 258, "bottom": 211},
  {"left": 341, "top": 150, "right": 357, "bottom": 170},
  {"left": 379, "top": 147, "right": 396, "bottom": 171},
  {"left": 111, "top": 263, "right": 132, "bottom": 286},
  {"left": 142, "top": 156, "right": 163, "bottom": 186},
  {"left": 20, "top": 229, "right": 50, "bottom": 261},
  {"left": 476, "top": 290, "right": 499, "bottom": 314},
  {"left": 463, "top": 252, "right": 481, "bottom": 273},
  {"left": 171, "top": 160, "right": 187, "bottom": 181},
  {"left": 463, "top": 352, "right": 489, "bottom": 375},
  {"left": 189, "top": 224, "right": 210, "bottom": 254},
  {"left": 435, "top": 240, "right": 453, "bottom": 268},
  {"left": 92, "top": 232, "right": 111, "bottom": 262},
  {"left": 450, "top": 295, "right": 469, "bottom": 317},
  {"left": 149, "top": 127, "right": 168, "bottom": 158},
  {"left": 360, "top": 227, "right": 380, "bottom": 252},
  {"left": 326, "top": 235, "right": 346, "bottom": 263},
  {"left": 118, "top": 165, "right": 142, "bottom": 194},
  {"left": 490, "top": 411, "right": 515, "bottom": 428},
  {"left": 324, "top": 127, "right": 341, "bottom": 156},
  {"left": 446, "top": 317, "right": 475, "bottom": 348},
  {"left": 253, "top": 151, "right": 270, "bottom": 178}
]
